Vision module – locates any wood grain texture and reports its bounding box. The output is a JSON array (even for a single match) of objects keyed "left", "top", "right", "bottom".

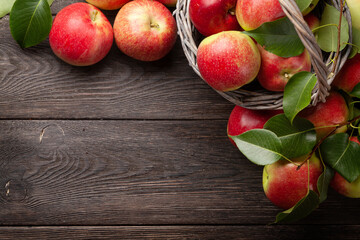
[
  {"left": 0, "top": 120, "right": 359, "bottom": 226},
  {"left": 0, "top": 225, "right": 359, "bottom": 240},
  {"left": 0, "top": 14, "right": 233, "bottom": 120}
]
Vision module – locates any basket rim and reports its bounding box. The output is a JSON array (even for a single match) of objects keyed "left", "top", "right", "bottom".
[{"left": 174, "top": 0, "right": 353, "bottom": 110}]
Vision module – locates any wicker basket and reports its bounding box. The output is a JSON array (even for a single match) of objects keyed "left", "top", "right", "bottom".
[{"left": 174, "top": 0, "right": 353, "bottom": 110}]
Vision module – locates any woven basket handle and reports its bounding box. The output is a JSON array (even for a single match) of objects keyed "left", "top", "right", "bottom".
[{"left": 278, "top": 0, "right": 353, "bottom": 105}]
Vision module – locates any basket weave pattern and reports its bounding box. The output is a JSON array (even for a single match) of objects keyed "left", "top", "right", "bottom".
[{"left": 175, "top": 0, "right": 353, "bottom": 109}]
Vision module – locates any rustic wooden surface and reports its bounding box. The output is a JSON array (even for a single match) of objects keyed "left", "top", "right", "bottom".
[{"left": 0, "top": 1, "right": 359, "bottom": 239}]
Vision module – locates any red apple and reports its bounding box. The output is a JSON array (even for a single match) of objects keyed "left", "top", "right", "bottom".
[
  {"left": 236, "top": 0, "right": 319, "bottom": 31},
  {"left": 330, "top": 137, "right": 360, "bottom": 198},
  {"left": 299, "top": 91, "right": 349, "bottom": 139},
  {"left": 257, "top": 45, "right": 311, "bottom": 92},
  {"left": 304, "top": 12, "right": 320, "bottom": 30},
  {"left": 85, "top": 0, "right": 131, "bottom": 10},
  {"left": 189, "top": 0, "right": 241, "bottom": 36},
  {"left": 236, "top": 0, "right": 284, "bottom": 31},
  {"left": 227, "top": 106, "right": 282, "bottom": 145},
  {"left": 113, "top": 0, "right": 177, "bottom": 61},
  {"left": 49, "top": 3, "right": 113, "bottom": 66},
  {"left": 156, "top": 0, "right": 177, "bottom": 7},
  {"left": 197, "top": 31, "right": 261, "bottom": 92},
  {"left": 333, "top": 54, "right": 360, "bottom": 93},
  {"left": 263, "top": 154, "right": 323, "bottom": 209}
]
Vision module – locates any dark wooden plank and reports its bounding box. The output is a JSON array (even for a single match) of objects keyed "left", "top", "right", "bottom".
[
  {"left": 0, "top": 120, "right": 359, "bottom": 225},
  {"left": 0, "top": 225, "right": 359, "bottom": 240},
  {"left": 0, "top": 13, "right": 233, "bottom": 120}
]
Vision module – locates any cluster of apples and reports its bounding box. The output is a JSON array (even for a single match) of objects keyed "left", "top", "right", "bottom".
[
  {"left": 48, "top": 0, "right": 178, "bottom": 66},
  {"left": 189, "top": 0, "right": 360, "bottom": 209},
  {"left": 228, "top": 90, "right": 360, "bottom": 209},
  {"left": 190, "top": 0, "right": 321, "bottom": 92}
]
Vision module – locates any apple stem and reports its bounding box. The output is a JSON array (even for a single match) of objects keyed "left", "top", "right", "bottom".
[
  {"left": 150, "top": 22, "right": 160, "bottom": 29},
  {"left": 297, "top": 114, "right": 360, "bottom": 170},
  {"left": 228, "top": 7, "right": 236, "bottom": 16},
  {"left": 90, "top": 10, "right": 99, "bottom": 22}
]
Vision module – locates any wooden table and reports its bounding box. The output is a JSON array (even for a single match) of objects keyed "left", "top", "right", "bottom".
[{"left": 0, "top": 1, "right": 359, "bottom": 239}]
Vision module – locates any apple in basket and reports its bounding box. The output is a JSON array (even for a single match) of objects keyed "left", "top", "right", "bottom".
[
  {"left": 227, "top": 106, "right": 282, "bottom": 145},
  {"left": 196, "top": 31, "right": 261, "bottom": 92},
  {"left": 333, "top": 54, "right": 360, "bottom": 93},
  {"left": 156, "top": 0, "right": 178, "bottom": 7},
  {"left": 49, "top": 2, "right": 113, "bottom": 66},
  {"left": 85, "top": 0, "right": 131, "bottom": 10},
  {"left": 189, "top": 0, "right": 241, "bottom": 36},
  {"left": 236, "top": 0, "right": 319, "bottom": 31},
  {"left": 113, "top": 0, "right": 177, "bottom": 61},
  {"left": 263, "top": 154, "right": 323, "bottom": 209},
  {"left": 330, "top": 137, "right": 360, "bottom": 198},
  {"left": 256, "top": 45, "right": 312, "bottom": 92}
]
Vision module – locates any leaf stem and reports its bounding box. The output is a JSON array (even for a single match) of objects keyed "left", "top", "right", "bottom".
[
  {"left": 311, "top": 23, "right": 338, "bottom": 33},
  {"left": 297, "top": 114, "right": 360, "bottom": 170}
]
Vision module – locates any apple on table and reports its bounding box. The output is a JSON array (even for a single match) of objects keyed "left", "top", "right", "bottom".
[
  {"left": 49, "top": 2, "right": 113, "bottom": 66},
  {"left": 227, "top": 106, "right": 282, "bottom": 145},
  {"left": 113, "top": 0, "right": 177, "bottom": 61},
  {"left": 263, "top": 154, "right": 323, "bottom": 209},
  {"left": 299, "top": 91, "right": 349, "bottom": 139},
  {"left": 85, "top": 0, "right": 131, "bottom": 10}
]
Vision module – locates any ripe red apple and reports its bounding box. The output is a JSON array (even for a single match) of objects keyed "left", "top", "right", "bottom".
[
  {"left": 333, "top": 54, "right": 360, "bottom": 93},
  {"left": 49, "top": 3, "right": 113, "bottom": 66},
  {"left": 85, "top": 0, "right": 131, "bottom": 10},
  {"left": 299, "top": 91, "right": 349, "bottom": 139},
  {"left": 189, "top": 0, "right": 241, "bottom": 36},
  {"left": 304, "top": 12, "right": 320, "bottom": 30},
  {"left": 113, "top": 0, "right": 177, "bottom": 61},
  {"left": 156, "top": 0, "right": 177, "bottom": 7},
  {"left": 263, "top": 154, "right": 323, "bottom": 209},
  {"left": 227, "top": 106, "right": 282, "bottom": 145},
  {"left": 257, "top": 45, "right": 311, "bottom": 92},
  {"left": 236, "top": 0, "right": 319, "bottom": 31},
  {"left": 330, "top": 137, "right": 360, "bottom": 198},
  {"left": 197, "top": 31, "right": 261, "bottom": 92}
]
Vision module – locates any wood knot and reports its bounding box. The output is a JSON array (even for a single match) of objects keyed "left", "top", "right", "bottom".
[
  {"left": 38, "top": 124, "right": 66, "bottom": 159},
  {"left": 3, "top": 179, "right": 28, "bottom": 202}
]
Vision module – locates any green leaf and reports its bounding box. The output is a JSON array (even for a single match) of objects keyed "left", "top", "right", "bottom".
[
  {"left": 264, "top": 114, "right": 317, "bottom": 159},
  {"left": 0, "top": 0, "right": 16, "bottom": 18},
  {"left": 350, "top": 83, "right": 360, "bottom": 98},
  {"left": 317, "top": 166, "right": 334, "bottom": 203},
  {"left": 320, "top": 133, "right": 360, "bottom": 182},
  {"left": 349, "top": 27, "right": 360, "bottom": 58},
  {"left": 231, "top": 129, "right": 283, "bottom": 166},
  {"left": 243, "top": 17, "right": 304, "bottom": 58},
  {"left": 10, "top": 0, "right": 53, "bottom": 48},
  {"left": 295, "top": 0, "right": 312, "bottom": 12},
  {"left": 0, "top": 0, "right": 53, "bottom": 18},
  {"left": 275, "top": 190, "right": 319, "bottom": 223},
  {"left": 283, "top": 72, "right": 317, "bottom": 123},
  {"left": 317, "top": 3, "right": 349, "bottom": 52}
]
